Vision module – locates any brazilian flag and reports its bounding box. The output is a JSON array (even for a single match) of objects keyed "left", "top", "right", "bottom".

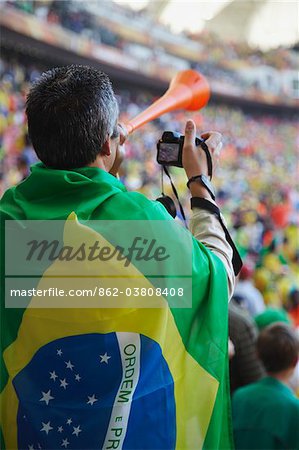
[{"left": 1, "top": 164, "right": 232, "bottom": 449}]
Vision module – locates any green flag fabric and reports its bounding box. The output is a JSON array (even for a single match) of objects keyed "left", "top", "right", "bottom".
[{"left": 1, "top": 163, "right": 232, "bottom": 449}]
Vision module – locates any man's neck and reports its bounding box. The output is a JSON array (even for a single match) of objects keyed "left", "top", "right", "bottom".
[
  {"left": 268, "top": 367, "right": 295, "bottom": 385},
  {"left": 87, "top": 160, "right": 107, "bottom": 171}
]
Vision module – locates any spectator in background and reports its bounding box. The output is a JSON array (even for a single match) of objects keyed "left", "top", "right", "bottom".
[
  {"left": 254, "top": 307, "right": 291, "bottom": 331},
  {"left": 286, "top": 289, "right": 299, "bottom": 328},
  {"left": 229, "top": 297, "right": 265, "bottom": 394},
  {"left": 232, "top": 323, "right": 299, "bottom": 450},
  {"left": 254, "top": 305, "right": 299, "bottom": 397},
  {"left": 234, "top": 264, "right": 265, "bottom": 317}
]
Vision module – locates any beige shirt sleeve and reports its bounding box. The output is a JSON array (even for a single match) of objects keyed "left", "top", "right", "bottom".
[{"left": 189, "top": 207, "right": 235, "bottom": 299}]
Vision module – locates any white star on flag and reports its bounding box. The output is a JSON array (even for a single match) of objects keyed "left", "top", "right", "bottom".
[
  {"left": 75, "top": 373, "right": 81, "bottom": 381},
  {"left": 61, "top": 438, "right": 69, "bottom": 448},
  {"left": 87, "top": 394, "right": 98, "bottom": 405},
  {"left": 57, "top": 349, "right": 63, "bottom": 356},
  {"left": 49, "top": 370, "right": 58, "bottom": 381},
  {"left": 58, "top": 426, "right": 63, "bottom": 433},
  {"left": 39, "top": 390, "right": 54, "bottom": 405},
  {"left": 60, "top": 378, "right": 68, "bottom": 389},
  {"left": 66, "top": 418, "right": 72, "bottom": 425},
  {"left": 99, "top": 352, "right": 111, "bottom": 364},
  {"left": 65, "top": 360, "right": 74, "bottom": 370},
  {"left": 72, "top": 425, "right": 82, "bottom": 437},
  {"left": 40, "top": 421, "right": 53, "bottom": 434},
  {"left": 28, "top": 445, "right": 34, "bottom": 450}
]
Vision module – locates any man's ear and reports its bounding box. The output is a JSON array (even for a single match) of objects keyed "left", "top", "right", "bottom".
[{"left": 101, "top": 139, "right": 111, "bottom": 156}]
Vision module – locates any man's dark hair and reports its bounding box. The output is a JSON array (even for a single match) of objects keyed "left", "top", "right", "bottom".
[
  {"left": 257, "top": 323, "right": 299, "bottom": 373},
  {"left": 26, "top": 65, "right": 119, "bottom": 169}
]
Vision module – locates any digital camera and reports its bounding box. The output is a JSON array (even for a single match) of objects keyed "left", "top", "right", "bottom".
[{"left": 156, "top": 131, "right": 205, "bottom": 167}]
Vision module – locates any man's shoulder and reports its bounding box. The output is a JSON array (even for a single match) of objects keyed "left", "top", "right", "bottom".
[
  {"left": 118, "top": 190, "right": 156, "bottom": 208},
  {"left": 101, "top": 189, "right": 172, "bottom": 221},
  {"left": 233, "top": 379, "right": 262, "bottom": 400},
  {"left": 0, "top": 186, "right": 21, "bottom": 220},
  {"left": 1, "top": 185, "right": 16, "bottom": 205},
  {"left": 233, "top": 379, "right": 299, "bottom": 448},
  {"left": 233, "top": 378, "right": 299, "bottom": 409}
]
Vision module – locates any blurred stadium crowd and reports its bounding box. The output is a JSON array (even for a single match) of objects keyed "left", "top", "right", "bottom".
[
  {"left": 3, "top": 0, "right": 299, "bottom": 104},
  {"left": 1, "top": 0, "right": 299, "bottom": 401}
]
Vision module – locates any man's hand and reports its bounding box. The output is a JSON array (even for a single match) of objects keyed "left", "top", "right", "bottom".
[
  {"left": 109, "top": 123, "right": 127, "bottom": 177},
  {"left": 182, "top": 120, "right": 222, "bottom": 179},
  {"left": 182, "top": 120, "right": 222, "bottom": 200},
  {"left": 201, "top": 131, "right": 223, "bottom": 171}
]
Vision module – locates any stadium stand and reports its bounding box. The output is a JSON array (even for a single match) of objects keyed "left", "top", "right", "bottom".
[{"left": 1, "top": 0, "right": 298, "bottom": 107}]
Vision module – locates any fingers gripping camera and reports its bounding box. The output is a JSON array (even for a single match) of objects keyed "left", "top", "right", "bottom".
[{"left": 156, "top": 131, "right": 213, "bottom": 179}]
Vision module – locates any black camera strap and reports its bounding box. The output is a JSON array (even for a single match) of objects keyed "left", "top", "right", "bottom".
[
  {"left": 163, "top": 166, "right": 187, "bottom": 227},
  {"left": 199, "top": 140, "right": 213, "bottom": 179},
  {"left": 191, "top": 197, "right": 243, "bottom": 276},
  {"left": 160, "top": 140, "right": 213, "bottom": 227}
]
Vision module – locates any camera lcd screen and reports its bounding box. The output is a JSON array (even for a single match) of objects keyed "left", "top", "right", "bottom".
[{"left": 158, "top": 143, "right": 180, "bottom": 163}]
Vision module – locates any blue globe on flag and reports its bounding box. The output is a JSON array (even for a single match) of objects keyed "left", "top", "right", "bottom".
[{"left": 13, "top": 332, "right": 176, "bottom": 449}]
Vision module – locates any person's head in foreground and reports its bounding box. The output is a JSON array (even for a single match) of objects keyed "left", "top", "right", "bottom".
[
  {"left": 257, "top": 322, "right": 299, "bottom": 381},
  {"left": 232, "top": 323, "right": 299, "bottom": 450},
  {"left": 26, "top": 65, "right": 121, "bottom": 172}
]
